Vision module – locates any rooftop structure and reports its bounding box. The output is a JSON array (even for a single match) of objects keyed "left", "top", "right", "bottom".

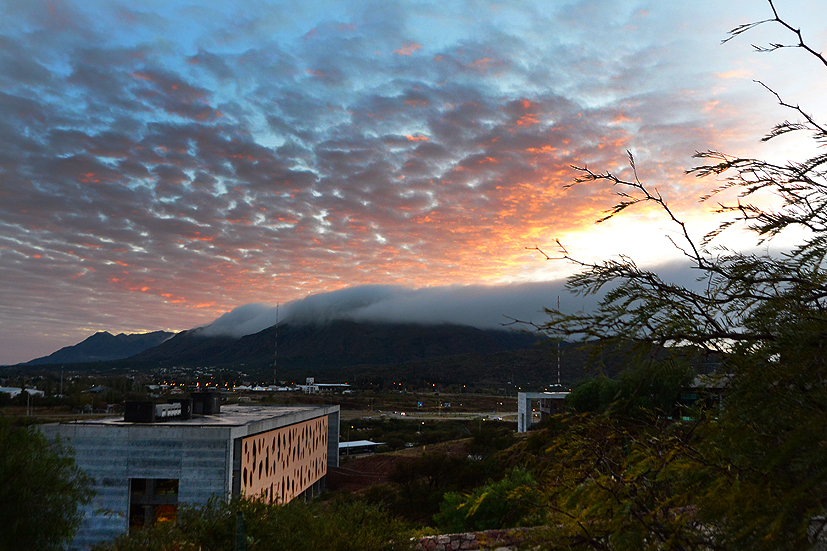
[
  {"left": 517, "top": 391, "right": 569, "bottom": 432},
  {"left": 0, "top": 386, "right": 44, "bottom": 398},
  {"left": 41, "top": 401, "right": 339, "bottom": 550}
]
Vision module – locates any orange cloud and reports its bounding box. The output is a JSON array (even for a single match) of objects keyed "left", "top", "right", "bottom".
[
  {"left": 468, "top": 58, "right": 493, "bottom": 71},
  {"left": 611, "top": 112, "right": 638, "bottom": 124},
  {"left": 394, "top": 42, "right": 422, "bottom": 56},
  {"left": 526, "top": 145, "right": 558, "bottom": 154},
  {"left": 716, "top": 69, "right": 752, "bottom": 79},
  {"left": 516, "top": 114, "right": 539, "bottom": 126},
  {"left": 131, "top": 72, "right": 154, "bottom": 82}
]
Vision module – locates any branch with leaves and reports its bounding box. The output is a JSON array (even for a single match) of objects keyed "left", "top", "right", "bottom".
[{"left": 533, "top": 2, "right": 827, "bottom": 352}]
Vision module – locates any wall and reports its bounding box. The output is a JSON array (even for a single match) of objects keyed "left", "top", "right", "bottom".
[
  {"left": 40, "top": 423, "right": 231, "bottom": 550},
  {"left": 239, "top": 416, "right": 328, "bottom": 503},
  {"left": 414, "top": 528, "right": 537, "bottom": 551}
]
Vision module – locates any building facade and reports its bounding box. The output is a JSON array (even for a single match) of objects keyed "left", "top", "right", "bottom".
[
  {"left": 517, "top": 391, "right": 569, "bottom": 432},
  {"left": 41, "top": 402, "right": 340, "bottom": 549}
]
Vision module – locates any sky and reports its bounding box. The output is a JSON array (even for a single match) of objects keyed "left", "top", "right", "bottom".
[{"left": 1, "top": 0, "right": 826, "bottom": 364}]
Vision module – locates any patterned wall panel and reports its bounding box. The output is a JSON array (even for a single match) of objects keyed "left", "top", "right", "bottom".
[{"left": 240, "top": 416, "right": 328, "bottom": 503}]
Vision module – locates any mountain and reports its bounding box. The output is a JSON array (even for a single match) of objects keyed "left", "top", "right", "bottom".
[
  {"left": 24, "top": 331, "right": 175, "bottom": 365},
  {"left": 132, "top": 321, "right": 543, "bottom": 372},
  {"left": 14, "top": 322, "right": 718, "bottom": 389}
]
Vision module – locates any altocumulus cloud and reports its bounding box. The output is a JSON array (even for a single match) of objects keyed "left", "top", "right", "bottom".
[{"left": 1, "top": 0, "right": 824, "bottom": 365}]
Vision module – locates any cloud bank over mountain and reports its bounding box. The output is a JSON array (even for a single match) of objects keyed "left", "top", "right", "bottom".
[
  {"left": 198, "top": 260, "right": 711, "bottom": 338},
  {"left": 197, "top": 281, "right": 571, "bottom": 338}
]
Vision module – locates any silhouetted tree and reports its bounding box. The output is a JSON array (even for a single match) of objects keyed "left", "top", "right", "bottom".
[
  {"left": 531, "top": 2, "right": 827, "bottom": 549},
  {"left": 0, "top": 416, "right": 92, "bottom": 551}
]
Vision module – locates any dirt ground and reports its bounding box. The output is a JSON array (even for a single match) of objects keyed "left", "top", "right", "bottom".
[{"left": 327, "top": 439, "right": 470, "bottom": 493}]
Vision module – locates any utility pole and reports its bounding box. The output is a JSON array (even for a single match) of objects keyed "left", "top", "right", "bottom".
[
  {"left": 556, "top": 296, "right": 561, "bottom": 387},
  {"left": 273, "top": 303, "right": 279, "bottom": 386}
]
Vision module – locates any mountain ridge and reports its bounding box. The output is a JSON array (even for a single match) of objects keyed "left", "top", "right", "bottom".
[
  {"left": 132, "top": 320, "right": 543, "bottom": 372},
  {"left": 24, "top": 330, "right": 175, "bottom": 365}
]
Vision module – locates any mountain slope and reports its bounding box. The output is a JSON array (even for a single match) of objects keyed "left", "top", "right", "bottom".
[
  {"left": 25, "top": 331, "right": 174, "bottom": 365},
  {"left": 133, "top": 321, "right": 542, "bottom": 371}
]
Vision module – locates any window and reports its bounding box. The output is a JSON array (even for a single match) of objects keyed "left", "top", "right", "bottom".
[{"left": 129, "top": 478, "right": 179, "bottom": 530}]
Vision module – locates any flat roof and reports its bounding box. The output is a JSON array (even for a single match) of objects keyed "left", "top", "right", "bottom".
[
  {"left": 519, "top": 391, "right": 570, "bottom": 399},
  {"left": 57, "top": 404, "right": 331, "bottom": 427},
  {"left": 339, "top": 440, "right": 383, "bottom": 448}
]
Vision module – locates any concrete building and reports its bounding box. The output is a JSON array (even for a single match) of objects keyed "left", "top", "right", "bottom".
[
  {"left": 517, "top": 391, "right": 569, "bottom": 432},
  {"left": 338, "top": 439, "right": 383, "bottom": 456},
  {"left": 41, "top": 399, "right": 339, "bottom": 550},
  {"left": 0, "top": 386, "right": 45, "bottom": 398}
]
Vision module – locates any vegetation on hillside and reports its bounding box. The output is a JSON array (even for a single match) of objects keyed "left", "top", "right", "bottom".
[{"left": 93, "top": 497, "right": 409, "bottom": 551}]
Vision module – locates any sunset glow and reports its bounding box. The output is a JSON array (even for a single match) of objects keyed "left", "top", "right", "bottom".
[{"left": 1, "top": 0, "right": 825, "bottom": 364}]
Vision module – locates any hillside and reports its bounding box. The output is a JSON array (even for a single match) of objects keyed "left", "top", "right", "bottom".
[
  {"left": 133, "top": 320, "right": 543, "bottom": 372},
  {"left": 24, "top": 331, "right": 174, "bottom": 365}
]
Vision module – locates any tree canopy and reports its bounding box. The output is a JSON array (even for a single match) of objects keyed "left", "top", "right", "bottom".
[
  {"left": 529, "top": 1, "right": 827, "bottom": 549},
  {"left": 0, "top": 416, "right": 92, "bottom": 551}
]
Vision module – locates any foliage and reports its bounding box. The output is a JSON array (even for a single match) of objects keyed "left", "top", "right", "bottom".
[
  {"left": 567, "top": 359, "right": 694, "bottom": 418},
  {"left": 465, "top": 419, "right": 516, "bottom": 457},
  {"left": 95, "top": 496, "right": 410, "bottom": 551},
  {"left": 384, "top": 451, "right": 496, "bottom": 524},
  {"left": 566, "top": 375, "right": 620, "bottom": 413},
  {"left": 687, "top": 323, "right": 827, "bottom": 551},
  {"left": 0, "top": 416, "right": 93, "bottom": 551},
  {"left": 530, "top": 2, "right": 827, "bottom": 550},
  {"left": 516, "top": 414, "right": 706, "bottom": 551},
  {"left": 434, "top": 467, "right": 544, "bottom": 533}
]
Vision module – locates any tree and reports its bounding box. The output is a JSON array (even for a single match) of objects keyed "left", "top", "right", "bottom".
[
  {"left": 0, "top": 416, "right": 93, "bottom": 551},
  {"left": 530, "top": 2, "right": 827, "bottom": 549}
]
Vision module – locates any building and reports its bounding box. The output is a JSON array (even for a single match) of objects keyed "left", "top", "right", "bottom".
[
  {"left": 40, "top": 396, "right": 339, "bottom": 550},
  {"left": 0, "top": 386, "right": 45, "bottom": 399},
  {"left": 517, "top": 391, "right": 569, "bottom": 432},
  {"left": 338, "top": 439, "right": 383, "bottom": 455}
]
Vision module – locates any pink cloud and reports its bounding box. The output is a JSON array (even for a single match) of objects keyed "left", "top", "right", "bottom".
[{"left": 394, "top": 42, "right": 422, "bottom": 56}]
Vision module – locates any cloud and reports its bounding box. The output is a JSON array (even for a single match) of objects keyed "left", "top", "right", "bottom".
[
  {"left": 394, "top": 42, "right": 422, "bottom": 56},
  {"left": 1, "top": 0, "right": 823, "bottom": 364},
  {"left": 197, "top": 281, "right": 570, "bottom": 338},
  {"left": 197, "top": 303, "right": 280, "bottom": 338},
  {"left": 196, "top": 259, "right": 710, "bottom": 339}
]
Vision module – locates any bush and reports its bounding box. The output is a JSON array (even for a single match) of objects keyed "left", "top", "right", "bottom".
[
  {"left": 434, "top": 467, "right": 544, "bottom": 532},
  {"left": 96, "top": 496, "right": 409, "bottom": 551}
]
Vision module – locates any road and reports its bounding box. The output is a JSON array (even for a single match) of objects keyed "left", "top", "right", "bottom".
[{"left": 339, "top": 409, "right": 516, "bottom": 421}]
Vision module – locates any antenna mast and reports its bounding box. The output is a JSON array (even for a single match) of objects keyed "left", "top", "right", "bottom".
[
  {"left": 556, "top": 296, "right": 561, "bottom": 387},
  {"left": 274, "top": 304, "right": 279, "bottom": 386}
]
